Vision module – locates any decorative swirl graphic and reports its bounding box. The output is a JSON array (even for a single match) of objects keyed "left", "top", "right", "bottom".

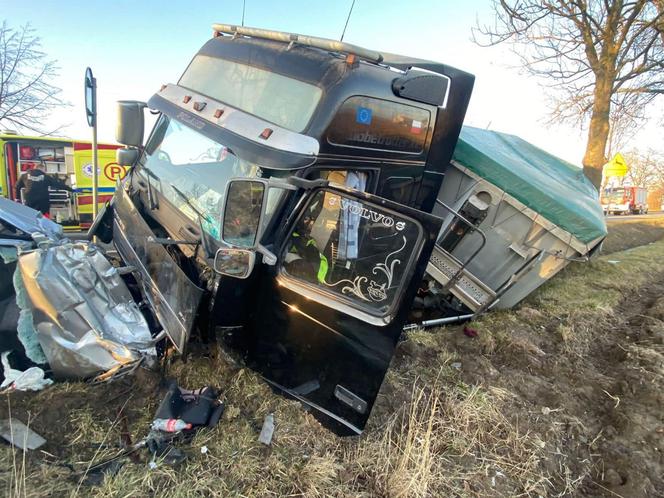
[{"left": 324, "top": 235, "right": 408, "bottom": 303}]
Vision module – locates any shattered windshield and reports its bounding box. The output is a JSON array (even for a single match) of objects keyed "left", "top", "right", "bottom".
[{"left": 139, "top": 116, "right": 262, "bottom": 240}]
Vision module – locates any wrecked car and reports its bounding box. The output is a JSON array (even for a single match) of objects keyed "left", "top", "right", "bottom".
[{"left": 0, "top": 198, "right": 155, "bottom": 380}]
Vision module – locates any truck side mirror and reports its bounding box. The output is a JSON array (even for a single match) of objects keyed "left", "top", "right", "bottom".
[
  {"left": 116, "top": 101, "right": 147, "bottom": 147},
  {"left": 213, "top": 247, "right": 256, "bottom": 279},
  {"left": 221, "top": 179, "right": 267, "bottom": 248},
  {"left": 116, "top": 147, "right": 139, "bottom": 166}
]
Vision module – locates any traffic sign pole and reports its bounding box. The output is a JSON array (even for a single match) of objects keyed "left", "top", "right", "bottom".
[
  {"left": 92, "top": 103, "right": 98, "bottom": 219},
  {"left": 84, "top": 67, "right": 99, "bottom": 220}
]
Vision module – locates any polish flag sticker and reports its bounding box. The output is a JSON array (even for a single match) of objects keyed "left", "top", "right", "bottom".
[{"left": 411, "top": 120, "right": 423, "bottom": 134}]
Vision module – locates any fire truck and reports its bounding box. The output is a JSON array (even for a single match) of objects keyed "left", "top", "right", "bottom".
[
  {"left": 601, "top": 186, "right": 648, "bottom": 215},
  {"left": 0, "top": 132, "right": 125, "bottom": 229}
]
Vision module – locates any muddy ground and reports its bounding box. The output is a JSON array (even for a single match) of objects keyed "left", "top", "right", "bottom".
[
  {"left": 0, "top": 223, "right": 663, "bottom": 496},
  {"left": 439, "top": 273, "right": 664, "bottom": 496}
]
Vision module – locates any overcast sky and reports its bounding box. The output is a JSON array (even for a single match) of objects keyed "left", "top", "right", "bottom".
[{"left": 1, "top": 0, "right": 661, "bottom": 166}]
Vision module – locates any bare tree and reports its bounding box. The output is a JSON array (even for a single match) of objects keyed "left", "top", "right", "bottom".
[
  {"left": 474, "top": 1, "right": 664, "bottom": 189},
  {"left": 0, "top": 21, "right": 66, "bottom": 135},
  {"left": 623, "top": 148, "right": 663, "bottom": 187}
]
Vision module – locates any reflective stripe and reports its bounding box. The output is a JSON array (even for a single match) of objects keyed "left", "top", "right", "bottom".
[
  {"left": 295, "top": 235, "right": 327, "bottom": 283},
  {"left": 317, "top": 253, "right": 328, "bottom": 283}
]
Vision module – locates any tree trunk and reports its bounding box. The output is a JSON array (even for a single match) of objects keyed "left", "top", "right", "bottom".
[
  {"left": 582, "top": 75, "right": 613, "bottom": 190},
  {"left": 656, "top": 0, "right": 664, "bottom": 44}
]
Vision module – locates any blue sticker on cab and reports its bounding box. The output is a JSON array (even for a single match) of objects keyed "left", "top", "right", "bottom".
[{"left": 356, "top": 107, "right": 372, "bottom": 125}]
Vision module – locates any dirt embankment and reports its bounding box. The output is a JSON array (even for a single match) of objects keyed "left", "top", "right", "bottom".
[
  {"left": 438, "top": 273, "right": 664, "bottom": 496},
  {"left": 431, "top": 239, "right": 664, "bottom": 497},
  {"left": 602, "top": 215, "right": 664, "bottom": 253}
]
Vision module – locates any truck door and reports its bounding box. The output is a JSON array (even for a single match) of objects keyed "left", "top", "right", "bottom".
[
  {"left": 223, "top": 184, "right": 442, "bottom": 434},
  {"left": 112, "top": 183, "right": 204, "bottom": 352}
]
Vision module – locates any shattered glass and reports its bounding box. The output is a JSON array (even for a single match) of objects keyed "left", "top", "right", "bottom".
[{"left": 13, "top": 268, "right": 47, "bottom": 364}]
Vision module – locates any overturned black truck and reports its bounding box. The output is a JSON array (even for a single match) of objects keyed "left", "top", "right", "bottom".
[{"left": 2, "top": 25, "right": 606, "bottom": 435}]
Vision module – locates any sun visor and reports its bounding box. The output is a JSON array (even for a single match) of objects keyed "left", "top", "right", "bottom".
[{"left": 148, "top": 85, "right": 319, "bottom": 171}]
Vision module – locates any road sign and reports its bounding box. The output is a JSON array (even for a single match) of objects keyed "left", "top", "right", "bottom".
[
  {"left": 603, "top": 153, "right": 629, "bottom": 178},
  {"left": 84, "top": 68, "right": 96, "bottom": 127}
]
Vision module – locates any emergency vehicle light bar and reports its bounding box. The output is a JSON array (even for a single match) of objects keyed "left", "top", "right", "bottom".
[{"left": 212, "top": 24, "right": 384, "bottom": 64}]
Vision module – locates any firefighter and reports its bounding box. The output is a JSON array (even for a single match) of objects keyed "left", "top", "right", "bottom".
[
  {"left": 283, "top": 206, "right": 330, "bottom": 285},
  {"left": 284, "top": 230, "right": 329, "bottom": 284},
  {"left": 15, "top": 168, "right": 71, "bottom": 216}
]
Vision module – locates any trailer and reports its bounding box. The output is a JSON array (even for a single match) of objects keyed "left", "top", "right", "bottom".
[{"left": 424, "top": 126, "right": 606, "bottom": 316}]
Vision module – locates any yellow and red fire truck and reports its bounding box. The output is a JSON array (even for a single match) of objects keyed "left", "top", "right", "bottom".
[{"left": 0, "top": 131, "right": 127, "bottom": 230}]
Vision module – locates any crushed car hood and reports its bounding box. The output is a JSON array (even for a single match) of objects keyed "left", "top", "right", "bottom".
[{"left": 17, "top": 242, "right": 155, "bottom": 379}]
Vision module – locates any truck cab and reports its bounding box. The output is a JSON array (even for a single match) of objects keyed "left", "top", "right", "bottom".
[{"left": 94, "top": 25, "right": 474, "bottom": 434}]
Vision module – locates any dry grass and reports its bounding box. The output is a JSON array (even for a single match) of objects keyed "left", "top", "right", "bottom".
[
  {"left": 0, "top": 354, "right": 549, "bottom": 497},
  {"left": 350, "top": 381, "right": 548, "bottom": 497}
]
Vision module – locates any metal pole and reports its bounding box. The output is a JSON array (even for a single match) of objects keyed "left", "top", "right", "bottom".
[
  {"left": 92, "top": 77, "right": 99, "bottom": 220},
  {"left": 403, "top": 313, "right": 475, "bottom": 332},
  {"left": 340, "top": 0, "right": 356, "bottom": 42}
]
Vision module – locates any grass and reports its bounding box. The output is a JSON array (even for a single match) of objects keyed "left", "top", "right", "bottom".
[
  {"left": 1, "top": 237, "right": 664, "bottom": 496},
  {"left": 602, "top": 214, "right": 664, "bottom": 253}
]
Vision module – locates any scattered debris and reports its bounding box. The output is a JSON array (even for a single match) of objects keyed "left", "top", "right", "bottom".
[
  {"left": 200, "top": 445, "right": 209, "bottom": 454},
  {"left": 152, "top": 418, "right": 192, "bottom": 433},
  {"left": 0, "top": 351, "right": 52, "bottom": 392},
  {"left": 0, "top": 418, "right": 46, "bottom": 450},
  {"left": 463, "top": 326, "right": 479, "bottom": 338},
  {"left": 258, "top": 413, "right": 275, "bottom": 445},
  {"left": 490, "top": 470, "right": 506, "bottom": 487},
  {"left": 153, "top": 381, "right": 224, "bottom": 429},
  {"left": 607, "top": 260, "right": 621, "bottom": 264},
  {"left": 82, "top": 459, "right": 125, "bottom": 486},
  {"left": 450, "top": 362, "right": 462, "bottom": 370}
]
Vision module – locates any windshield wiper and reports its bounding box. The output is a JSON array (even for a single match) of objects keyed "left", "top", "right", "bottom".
[
  {"left": 167, "top": 183, "right": 214, "bottom": 259},
  {"left": 169, "top": 183, "right": 212, "bottom": 224}
]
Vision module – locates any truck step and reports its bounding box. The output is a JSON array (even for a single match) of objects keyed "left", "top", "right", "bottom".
[{"left": 426, "top": 245, "right": 496, "bottom": 312}]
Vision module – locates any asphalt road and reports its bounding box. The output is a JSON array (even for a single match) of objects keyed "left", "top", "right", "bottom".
[{"left": 605, "top": 211, "right": 664, "bottom": 222}]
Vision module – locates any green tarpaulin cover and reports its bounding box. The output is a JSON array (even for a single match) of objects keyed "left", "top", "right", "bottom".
[{"left": 452, "top": 126, "right": 607, "bottom": 244}]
